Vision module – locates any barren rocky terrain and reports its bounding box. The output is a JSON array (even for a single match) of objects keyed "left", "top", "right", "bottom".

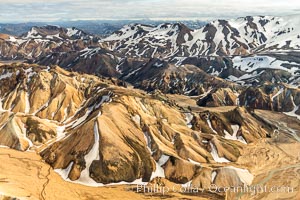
[{"left": 0, "top": 14, "right": 300, "bottom": 200}]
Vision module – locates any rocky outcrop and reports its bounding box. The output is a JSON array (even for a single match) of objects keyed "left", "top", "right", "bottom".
[{"left": 239, "top": 84, "right": 300, "bottom": 114}]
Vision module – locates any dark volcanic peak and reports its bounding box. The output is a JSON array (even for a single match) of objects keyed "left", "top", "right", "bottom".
[
  {"left": 21, "top": 25, "right": 94, "bottom": 40},
  {"left": 105, "top": 23, "right": 154, "bottom": 41},
  {"left": 104, "top": 22, "right": 187, "bottom": 41}
]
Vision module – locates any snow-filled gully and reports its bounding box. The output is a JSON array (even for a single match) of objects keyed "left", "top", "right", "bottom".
[
  {"left": 205, "top": 113, "right": 217, "bottom": 134},
  {"left": 55, "top": 120, "right": 102, "bottom": 186},
  {"left": 224, "top": 125, "right": 247, "bottom": 144},
  {"left": 209, "top": 142, "right": 231, "bottom": 163}
]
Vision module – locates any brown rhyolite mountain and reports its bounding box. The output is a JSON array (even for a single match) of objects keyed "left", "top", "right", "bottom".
[{"left": 0, "top": 63, "right": 299, "bottom": 200}]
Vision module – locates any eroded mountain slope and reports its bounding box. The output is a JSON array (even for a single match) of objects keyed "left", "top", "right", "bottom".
[{"left": 0, "top": 63, "right": 299, "bottom": 200}]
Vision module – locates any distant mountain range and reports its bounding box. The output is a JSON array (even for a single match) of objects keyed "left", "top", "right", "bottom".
[
  {"left": 0, "top": 20, "right": 207, "bottom": 37},
  {"left": 1, "top": 15, "right": 299, "bottom": 92}
]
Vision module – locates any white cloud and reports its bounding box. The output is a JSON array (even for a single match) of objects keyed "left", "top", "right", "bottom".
[{"left": 0, "top": 0, "right": 299, "bottom": 22}]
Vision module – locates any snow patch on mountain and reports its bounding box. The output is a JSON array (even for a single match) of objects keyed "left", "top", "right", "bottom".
[
  {"left": 211, "top": 171, "right": 217, "bottom": 183},
  {"left": 184, "top": 112, "right": 193, "bottom": 128},
  {"left": 224, "top": 125, "right": 247, "bottom": 144},
  {"left": 210, "top": 142, "right": 231, "bottom": 163},
  {"left": 0, "top": 72, "right": 13, "bottom": 80},
  {"left": 271, "top": 88, "right": 284, "bottom": 101},
  {"left": 284, "top": 96, "right": 300, "bottom": 120},
  {"left": 72, "top": 121, "right": 100, "bottom": 186},
  {"left": 188, "top": 158, "right": 201, "bottom": 166},
  {"left": 150, "top": 154, "right": 169, "bottom": 180},
  {"left": 224, "top": 166, "right": 254, "bottom": 185}
]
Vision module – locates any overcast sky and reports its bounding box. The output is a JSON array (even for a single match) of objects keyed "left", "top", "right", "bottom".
[{"left": 0, "top": 0, "right": 300, "bottom": 23}]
